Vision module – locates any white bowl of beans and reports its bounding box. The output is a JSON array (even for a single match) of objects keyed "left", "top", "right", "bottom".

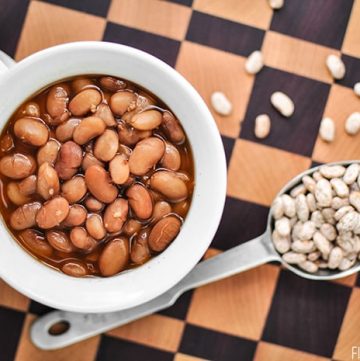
[{"left": 0, "top": 42, "right": 226, "bottom": 312}]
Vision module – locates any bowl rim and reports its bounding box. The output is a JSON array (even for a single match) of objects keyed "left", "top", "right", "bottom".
[{"left": 0, "top": 41, "right": 227, "bottom": 312}]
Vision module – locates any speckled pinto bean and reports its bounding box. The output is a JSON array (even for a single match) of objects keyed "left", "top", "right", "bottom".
[
  {"left": 0, "top": 75, "right": 194, "bottom": 278},
  {"left": 104, "top": 198, "right": 128, "bottom": 233},
  {"left": 46, "top": 230, "right": 74, "bottom": 253},
  {"left": 14, "top": 118, "right": 49, "bottom": 147},
  {"left": 150, "top": 171, "right": 188, "bottom": 202},
  {"left": 94, "top": 129, "right": 118, "bottom": 162},
  {"left": 0, "top": 153, "right": 36, "bottom": 179},
  {"left": 98, "top": 237, "right": 129, "bottom": 276},
  {"left": 148, "top": 216, "right": 181, "bottom": 252},
  {"left": 69, "top": 88, "right": 102, "bottom": 116},
  {"left": 129, "top": 137, "right": 165, "bottom": 175},
  {"left": 126, "top": 184, "right": 153, "bottom": 220},
  {"left": 10, "top": 202, "right": 41, "bottom": 230},
  {"left": 36, "top": 196, "right": 69, "bottom": 229},
  {"left": 85, "top": 165, "right": 118, "bottom": 203},
  {"left": 73, "top": 116, "right": 106, "bottom": 145}
]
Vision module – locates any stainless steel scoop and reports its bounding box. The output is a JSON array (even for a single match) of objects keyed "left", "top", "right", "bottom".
[{"left": 31, "top": 160, "right": 360, "bottom": 350}]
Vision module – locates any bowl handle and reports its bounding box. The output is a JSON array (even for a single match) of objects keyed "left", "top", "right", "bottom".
[{"left": 0, "top": 50, "right": 16, "bottom": 75}]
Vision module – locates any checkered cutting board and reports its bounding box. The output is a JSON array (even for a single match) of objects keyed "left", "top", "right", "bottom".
[{"left": 0, "top": 0, "right": 360, "bottom": 360}]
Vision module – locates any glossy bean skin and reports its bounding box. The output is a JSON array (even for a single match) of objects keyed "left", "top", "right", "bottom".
[
  {"left": 110, "top": 91, "right": 136, "bottom": 116},
  {"left": 36, "top": 196, "right": 69, "bottom": 229},
  {"left": 128, "top": 110, "right": 162, "bottom": 130},
  {"left": 0, "top": 133, "right": 14, "bottom": 152},
  {"left": 94, "top": 103, "right": 116, "bottom": 127},
  {"left": 130, "top": 230, "right": 151, "bottom": 265},
  {"left": 0, "top": 153, "right": 36, "bottom": 179},
  {"left": 55, "top": 118, "right": 81, "bottom": 142},
  {"left": 37, "top": 139, "right": 60, "bottom": 165},
  {"left": 98, "top": 237, "right": 129, "bottom": 276},
  {"left": 117, "top": 122, "right": 149, "bottom": 146},
  {"left": 148, "top": 216, "right": 181, "bottom": 252},
  {"left": 7, "top": 175, "right": 37, "bottom": 206},
  {"left": 37, "top": 162, "right": 60, "bottom": 200},
  {"left": 126, "top": 184, "right": 153, "bottom": 219},
  {"left": 85, "top": 165, "right": 118, "bottom": 203},
  {"left": 94, "top": 129, "right": 118, "bottom": 162},
  {"left": 70, "top": 227, "right": 97, "bottom": 251},
  {"left": 162, "top": 111, "right": 185, "bottom": 144},
  {"left": 69, "top": 88, "right": 102, "bottom": 116},
  {"left": 22, "top": 102, "right": 40, "bottom": 118},
  {"left": 160, "top": 143, "right": 181, "bottom": 171},
  {"left": 100, "top": 76, "right": 126, "bottom": 92},
  {"left": 62, "top": 262, "right": 88, "bottom": 277},
  {"left": 104, "top": 198, "right": 128, "bottom": 233},
  {"left": 122, "top": 219, "right": 142, "bottom": 236},
  {"left": 82, "top": 152, "right": 104, "bottom": 171},
  {"left": 19, "top": 229, "right": 53, "bottom": 257},
  {"left": 129, "top": 137, "right": 165, "bottom": 175},
  {"left": 150, "top": 171, "right": 188, "bottom": 202},
  {"left": 46, "top": 84, "right": 70, "bottom": 124},
  {"left": 63, "top": 204, "right": 87, "bottom": 227},
  {"left": 61, "top": 176, "right": 87, "bottom": 204},
  {"left": 152, "top": 201, "right": 171, "bottom": 222},
  {"left": 55, "top": 141, "right": 82, "bottom": 180},
  {"left": 14, "top": 118, "right": 49, "bottom": 147},
  {"left": 10, "top": 202, "right": 42, "bottom": 230},
  {"left": 46, "top": 230, "right": 74, "bottom": 253},
  {"left": 84, "top": 196, "right": 104, "bottom": 212},
  {"left": 86, "top": 214, "right": 106, "bottom": 240},
  {"left": 71, "top": 77, "right": 94, "bottom": 93},
  {"left": 73, "top": 116, "right": 106, "bottom": 145},
  {"left": 109, "top": 154, "right": 129, "bottom": 184}
]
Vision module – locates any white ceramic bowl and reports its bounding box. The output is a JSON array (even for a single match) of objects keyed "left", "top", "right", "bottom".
[{"left": 0, "top": 42, "right": 227, "bottom": 313}]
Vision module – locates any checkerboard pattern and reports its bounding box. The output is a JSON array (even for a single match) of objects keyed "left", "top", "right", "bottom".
[{"left": 0, "top": 0, "right": 360, "bottom": 360}]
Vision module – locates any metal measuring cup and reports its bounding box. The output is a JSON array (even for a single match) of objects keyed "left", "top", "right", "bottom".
[{"left": 31, "top": 160, "right": 360, "bottom": 350}]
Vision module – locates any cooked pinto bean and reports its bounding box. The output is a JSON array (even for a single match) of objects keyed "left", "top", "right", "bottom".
[
  {"left": 110, "top": 91, "right": 136, "bottom": 115},
  {"left": 117, "top": 122, "right": 141, "bottom": 146},
  {"left": 7, "top": 175, "right": 37, "bottom": 206},
  {"left": 70, "top": 227, "right": 97, "bottom": 251},
  {"left": 19, "top": 229, "right": 53, "bottom": 257},
  {"left": 129, "top": 137, "right": 165, "bottom": 175},
  {"left": 55, "top": 118, "right": 81, "bottom": 142},
  {"left": 72, "top": 77, "right": 94, "bottom": 93},
  {"left": 160, "top": 143, "right": 181, "bottom": 171},
  {"left": 0, "top": 133, "right": 14, "bottom": 152},
  {"left": 94, "top": 103, "right": 116, "bottom": 126},
  {"left": 82, "top": 152, "right": 104, "bottom": 172},
  {"left": 128, "top": 109, "right": 162, "bottom": 130},
  {"left": 46, "top": 230, "right": 74, "bottom": 253},
  {"left": 94, "top": 129, "right": 118, "bottom": 162},
  {"left": 46, "top": 84, "right": 70, "bottom": 123},
  {"left": 100, "top": 76, "right": 126, "bottom": 92},
  {"left": 14, "top": 117, "right": 49, "bottom": 147},
  {"left": 131, "top": 230, "right": 151, "bottom": 265},
  {"left": 62, "top": 261, "right": 88, "bottom": 277},
  {"left": 63, "top": 204, "right": 87, "bottom": 227},
  {"left": 104, "top": 198, "right": 128, "bottom": 233},
  {"left": 73, "top": 116, "right": 106, "bottom": 145},
  {"left": 37, "top": 162, "right": 60, "bottom": 200},
  {"left": 152, "top": 201, "right": 172, "bottom": 222},
  {"left": 69, "top": 88, "right": 102, "bottom": 116},
  {"left": 37, "top": 139, "right": 60, "bottom": 165},
  {"left": 126, "top": 184, "right": 152, "bottom": 219},
  {"left": 123, "top": 219, "right": 142, "bottom": 236},
  {"left": 85, "top": 165, "right": 118, "bottom": 203},
  {"left": 23, "top": 102, "right": 40, "bottom": 118},
  {"left": 61, "top": 176, "right": 87, "bottom": 203},
  {"left": 36, "top": 196, "right": 69, "bottom": 229},
  {"left": 84, "top": 196, "right": 104, "bottom": 212},
  {"left": 86, "top": 214, "right": 106, "bottom": 240},
  {"left": 162, "top": 111, "right": 185, "bottom": 144},
  {"left": 150, "top": 171, "right": 188, "bottom": 202},
  {"left": 98, "top": 237, "right": 129, "bottom": 276},
  {"left": 109, "top": 154, "right": 129, "bottom": 184},
  {"left": 10, "top": 202, "right": 42, "bottom": 230},
  {"left": 55, "top": 141, "right": 82, "bottom": 180},
  {"left": 148, "top": 216, "right": 181, "bottom": 252},
  {"left": 0, "top": 153, "right": 36, "bottom": 179}
]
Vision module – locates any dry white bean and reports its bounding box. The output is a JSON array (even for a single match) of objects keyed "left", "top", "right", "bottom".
[
  {"left": 275, "top": 217, "right": 291, "bottom": 237},
  {"left": 326, "top": 54, "right": 345, "bottom": 80},
  {"left": 345, "top": 112, "right": 360, "bottom": 135},
  {"left": 334, "top": 205, "right": 354, "bottom": 221},
  {"left": 272, "top": 230, "right": 290, "bottom": 254},
  {"left": 343, "top": 163, "right": 360, "bottom": 185},
  {"left": 302, "top": 175, "right": 316, "bottom": 193},
  {"left": 272, "top": 197, "right": 284, "bottom": 220},
  {"left": 299, "top": 220, "right": 316, "bottom": 240},
  {"left": 295, "top": 194, "right": 309, "bottom": 221},
  {"left": 354, "top": 82, "right": 360, "bottom": 97},
  {"left": 331, "top": 196, "right": 349, "bottom": 209},
  {"left": 313, "top": 171, "right": 323, "bottom": 182},
  {"left": 328, "top": 247, "right": 343, "bottom": 269},
  {"left": 337, "top": 211, "right": 360, "bottom": 232},
  {"left": 352, "top": 182, "right": 360, "bottom": 192},
  {"left": 282, "top": 252, "right": 306, "bottom": 264},
  {"left": 330, "top": 178, "right": 349, "bottom": 198},
  {"left": 320, "top": 223, "right": 337, "bottom": 241},
  {"left": 315, "top": 178, "right": 332, "bottom": 207},
  {"left": 254, "top": 114, "right": 271, "bottom": 139},
  {"left": 281, "top": 194, "right": 296, "bottom": 217},
  {"left": 290, "top": 184, "right": 306, "bottom": 198},
  {"left": 319, "top": 117, "right": 335, "bottom": 142},
  {"left": 339, "top": 257, "right": 355, "bottom": 271},
  {"left": 319, "top": 165, "right": 346, "bottom": 179},
  {"left": 322, "top": 208, "right": 336, "bottom": 225},
  {"left": 210, "top": 92, "right": 232, "bottom": 116},
  {"left": 268, "top": 0, "right": 284, "bottom": 9},
  {"left": 311, "top": 211, "right": 325, "bottom": 228},
  {"left": 245, "top": 51, "right": 264, "bottom": 74},
  {"left": 308, "top": 251, "right": 321, "bottom": 262},
  {"left": 349, "top": 191, "right": 360, "bottom": 212},
  {"left": 313, "top": 231, "right": 331, "bottom": 259},
  {"left": 270, "top": 91, "right": 294, "bottom": 117},
  {"left": 291, "top": 240, "right": 315, "bottom": 253},
  {"left": 306, "top": 193, "right": 317, "bottom": 212},
  {"left": 299, "top": 260, "right": 318, "bottom": 273}
]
